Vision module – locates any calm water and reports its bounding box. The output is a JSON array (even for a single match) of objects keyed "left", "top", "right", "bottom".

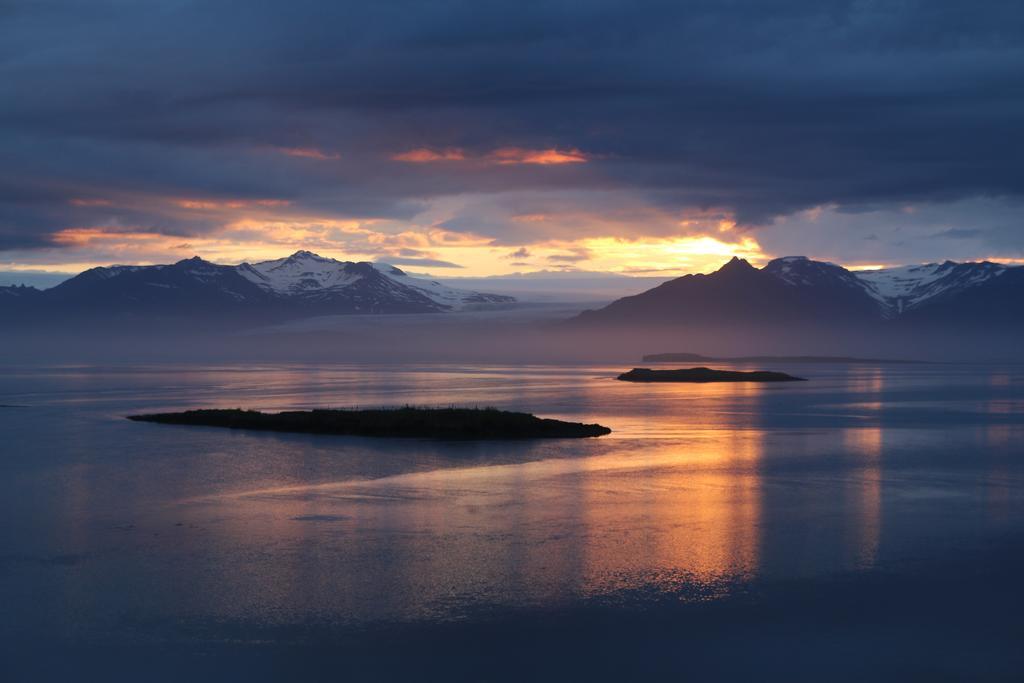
[{"left": 2, "top": 362, "right": 1024, "bottom": 680}]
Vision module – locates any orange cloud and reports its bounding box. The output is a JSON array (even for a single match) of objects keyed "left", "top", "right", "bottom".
[
  {"left": 38, "top": 222, "right": 770, "bottom": 281},
  {"left": 391, "top": 148, "right": 467, "bottom": 163},
  {"left": 50, "top": 228, "right": 177, "bottom": 249},
  {"left": 391, "top": 147, "right": 588, "bottom": 165},
  {"left": 176, "top": 198, "right": 292, "bottom": 210},
  {"left": 276, "top": 147, "right": 340, "bottom": 160},
  {"left": 486, "top": 147, "right": 589, "bottom": 165}
]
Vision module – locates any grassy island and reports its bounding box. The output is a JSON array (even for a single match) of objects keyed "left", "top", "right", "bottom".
[
  {"left": 617, "top": 367, "right": 807, "bottom": 383},
  {"left": 127, "top": 407, "right": 611, "bottom": 439},
  {"left": 641, "top": 352, "right": 924, "bottom": 364}
]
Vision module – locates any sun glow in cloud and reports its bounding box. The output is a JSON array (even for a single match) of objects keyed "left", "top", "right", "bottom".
[
  {"left": 22, "top": 189, "right": 763, "bottom": 278},
  {"left": 175, "top": 198, "right": 292, "bottom": 210},
  {"left": 30, "top": 219, "right": 494, "bottom": 273},
  {"left": 24, "top": 220, "right": 767, "bottom": 280},
  {"left": 275, "top": 147, "right": 340, "bottom": 160},
  {"left": 392, "top": 147, "right": 588, "bottom": 165},
  {"left": 391, "top": 148, "right": 467, "bottom": 162},
  {"left": 558, "top": 235, "right": 765, "bottom": 274},
  {"left": 68, "top": 198, "right": 114, "bottom": 207},
  {"left": 486, "top": 147, "right": 588, "bottom": 165}
]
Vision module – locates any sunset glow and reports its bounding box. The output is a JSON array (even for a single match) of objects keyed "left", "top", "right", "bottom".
[
  {"left": 391, "top": 148, "right": 467, "bottom": 162},
  {"left": 485, "top": 147, "right": 589, "bottom": 165},
  {"left": 5, "top": 3, "right": 1024, "bottom": 680},
  {"left": 175, "top": 199, "right": 293, "bottom": 210},
  {"left": 275, "top": 146, "right": 341, "bottom": 160},
  {"left": 392, "top": 147, "right": 588, "bottom": 165},
  {"left": 15, "top": 221, "right": 768, "bottom": 280}
]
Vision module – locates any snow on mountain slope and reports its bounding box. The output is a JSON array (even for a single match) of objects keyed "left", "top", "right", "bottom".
[
  {"left": 761, "top": 256, "right": 1013, "bottom": 318},
  {"left": 369, "top": 263, "right": 515, "bottom": 309},
  {"left": 239, "top": 251, "right": 363, "bottom": 296},
  {"left": 238, "top": 251, "right": 514, "bottom": 310},
  {"left": 764, "top": 256, "right": 873, "bottom": 292},
  {"left": 855, "top": 261, "right": 1008, "bottom": 315}
]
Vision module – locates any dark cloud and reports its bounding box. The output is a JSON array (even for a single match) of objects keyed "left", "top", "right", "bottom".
[
  {"left": 1, "top": 0, "right": 1023, "bottom": 255},
  {"left": 758, "top": 198, "right": 1024, "bottom": 265},
  {"left": 934, "top": 228, "right": 983, "bottom": 239}
]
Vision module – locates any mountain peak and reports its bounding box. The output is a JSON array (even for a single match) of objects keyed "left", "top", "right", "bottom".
[
  {"left": 715, "top": 256, "right": 756, "bottom": 274},
  {"left": 286, "top": 250, "right": 333, "bottom": 263},
  {"left": 175, "top": 256, "right": 212, "bottom": 266}
]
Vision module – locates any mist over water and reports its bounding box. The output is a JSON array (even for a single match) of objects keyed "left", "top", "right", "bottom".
[
  {"left": 4, "top": 309, "right": 1023, "bottom": 364},
  {"left": 3, "top": 361, "right": 1024, "bottom": 680}
]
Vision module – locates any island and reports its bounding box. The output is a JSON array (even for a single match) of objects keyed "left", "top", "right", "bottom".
[
  {"left": 617, "top": 367, "right": 807, "bottom": 383},
  {"left": 127, "top": 407, "right": 611, "bottom": 439},
  {"left": 641, "top": 352, "right": 925, "bottom": 364}
]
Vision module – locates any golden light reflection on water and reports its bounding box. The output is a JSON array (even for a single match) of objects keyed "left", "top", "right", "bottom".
[
  {"left": 34, "top": 363, "right": 931, "bottom": 625},
  {"left": 174, "top": 404, "right": 774, "bottom": 621},
  {"left": 841, "top": 426, "right": 882, "bottom": 569},
  {"left": 150, "top": 372, "right": 907, "bottom": 621},
  {"left": 21, "top": 361, "right": 1024, "bottom": 636},
  {"left": 984, "top": 387, "right": 1020, "bottom": 522},
  {"left": 581, "top": 430, "right": 763, "bottom": 593},
  {"left": 840, "top": 366, "right": 884, "bottom": 569}
]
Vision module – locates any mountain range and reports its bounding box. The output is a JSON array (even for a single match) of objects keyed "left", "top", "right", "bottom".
[
  {"left": 0, "top": 251, "right": 514, "bottom": 322},
  {"left": 5, "top": 252, "right": 1022, "bottom": 330},
  {"left": 572, "top": 256, "right": 1024, "bottom": 328}
]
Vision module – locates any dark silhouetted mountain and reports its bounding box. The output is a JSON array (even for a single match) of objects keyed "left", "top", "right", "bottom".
[
  {"left": 0, "top": 284, "right": 44, "bottom": 315},
  {"left": 571, "top": 256, "right": 1024, "bottom": 328},
  {"left": 3, "top": 251, "right": 514, "bottom": 324},
  {"left": 45, "top": 257, "right": 272, "bottom": 314},
  {"left": 572, "top": 256, "right": 880, "bottom": 327},
  {"left": 0, "top": 284, "right": 42, "bottom": 300},
  {"left": 761, "top": 256, "right": 881, "bottom": 319}
]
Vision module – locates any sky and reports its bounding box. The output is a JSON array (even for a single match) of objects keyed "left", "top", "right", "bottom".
[{"left": 2, "top": 0, "right": 1024, "bottom": 279}]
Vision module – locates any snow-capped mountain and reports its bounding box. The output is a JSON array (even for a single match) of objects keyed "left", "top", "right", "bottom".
[
  {"left": 571, "top": 255, "right": 1023, "bottom": 327},
  {"left": 855, "top": 261, "right": 1008, "bottom": 316},
  {"left": 761, "top": 256, "right": 883, "bottom": 318},
  {"left": 762, "top": 255, "right": 1013, "bottom": 318},
  {"left": 2, "top": 251, "right": 514, "bottom": 322},
  {"left": 237, "top": 250, "right": 513, "bottom": 311}
]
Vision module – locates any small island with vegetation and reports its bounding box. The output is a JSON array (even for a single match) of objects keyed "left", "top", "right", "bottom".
[
  {"left": 642, "top": 352, "right": 924, "bottom": 364},
  {"left": 617, "top": 367, "right": 807, "bottom": 383},
  {"left": 127, "top": 406, "right": 611, "bottom": 439}
]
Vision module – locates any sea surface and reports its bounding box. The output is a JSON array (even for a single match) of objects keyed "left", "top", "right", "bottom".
[{"left": 2, "top": 362, "right": 1024, "bottom": 681}]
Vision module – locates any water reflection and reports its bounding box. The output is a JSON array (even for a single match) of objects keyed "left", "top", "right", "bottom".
[
  {"left": 842, "top": 426, "right": 883, "bottom": 569},
  {"left": 178, "top": 431, "right": 769, "bottom": 621},
  {"left": 4, "top": 362, "right": 1024, "bottom": 635}
]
